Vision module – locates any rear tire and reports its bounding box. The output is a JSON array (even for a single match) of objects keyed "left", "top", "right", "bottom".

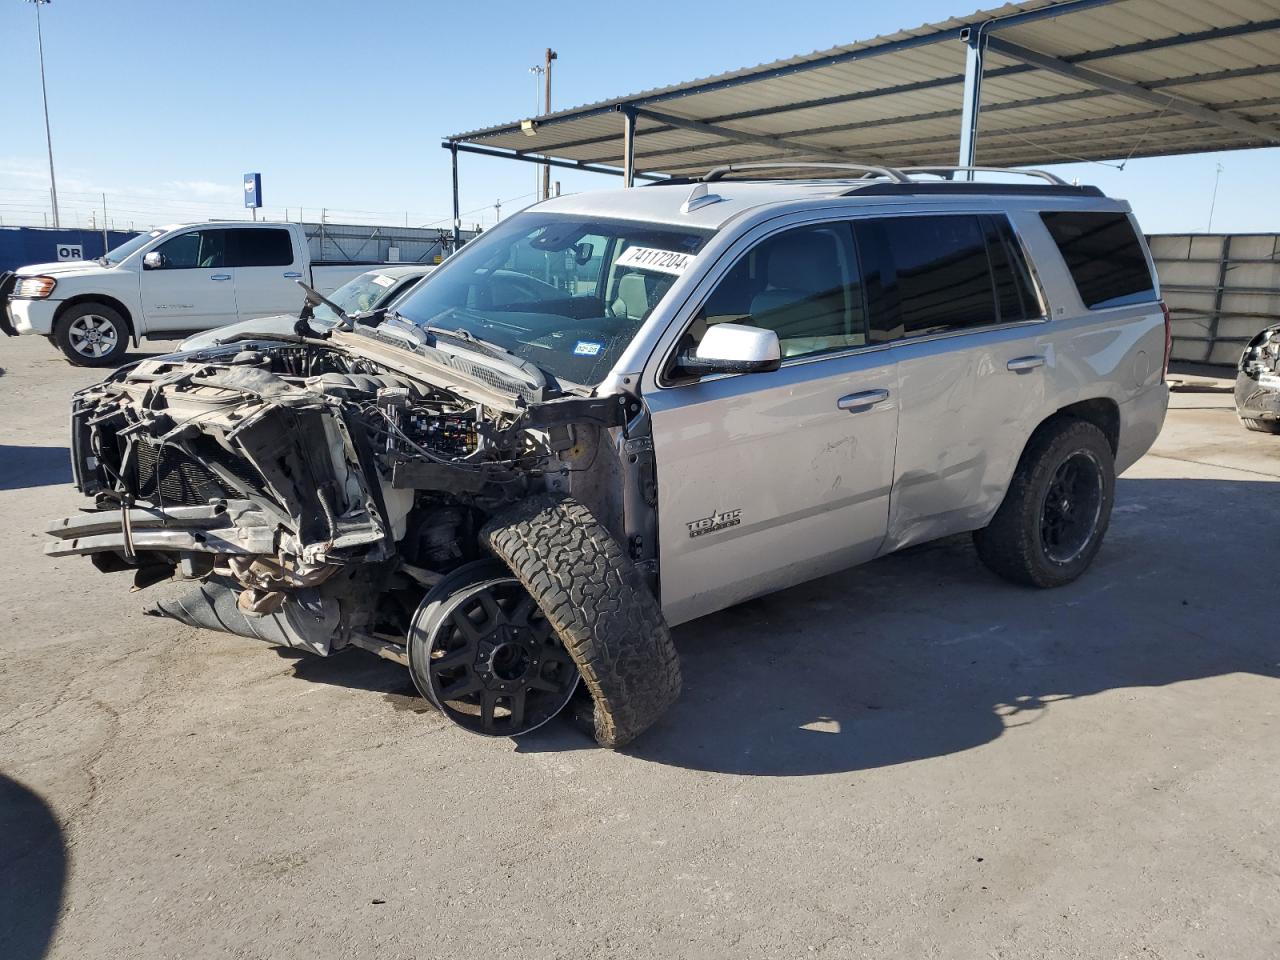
[
  {"left": 481, "top": 495, "right": 681, "bottom": 748},
  {"left": 53, "top": 302, "right": 129, "bottom": 366},
  {"left": 1241, "top": 417, "right": 1280, "bottom": 434},
  {"left": 974, "top": 419, "right": 1115, "bottom": 588}
]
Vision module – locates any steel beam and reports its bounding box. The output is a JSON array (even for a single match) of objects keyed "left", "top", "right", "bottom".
[
  {"left": 629, "top": 106, "right": 867, "bottom": 165},
  {"left": 442, "top": 141, "right": 667, "bottom": 181},
  {"left": 986, "top": 35, "right": 1280, "bottom": 144},
  {"left": 957, "top": 26, "right": 988, "bottom": 171}
]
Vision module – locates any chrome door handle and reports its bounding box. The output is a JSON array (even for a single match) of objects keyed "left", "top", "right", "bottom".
[
  {"left": 837, "top": 389, "right": 890, "bottom": 412},
  {"left": 283, "top": 271, "right": 302, "bottom": 278},
  {"left": 1007, "top": 355, "right": 1045, "bottom": 372},
  {"left": 210, "top": 274, "right": 231, "bottom": 281}
]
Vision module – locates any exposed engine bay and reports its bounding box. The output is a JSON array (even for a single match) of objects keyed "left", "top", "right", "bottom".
[{"left": 46, "top": 334, "right": 650, "bottom": 676}]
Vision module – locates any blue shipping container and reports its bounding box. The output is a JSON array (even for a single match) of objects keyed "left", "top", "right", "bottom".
[{"left": 0, "top": 227, "right": 141, "bottom": 275}]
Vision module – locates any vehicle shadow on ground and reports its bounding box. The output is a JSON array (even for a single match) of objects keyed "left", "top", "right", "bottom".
[
  {"left": 266, "top": 477, "right": 1279, "bottom": 772},
  {"left": 0, "top": 445, "right": 71, "bottom": 491},
  {"left": 0, "top": 775, "right": 67, "bottom": 960},
  {"left": 625, "top": 476, "right": 1280, "bottom": 776}
]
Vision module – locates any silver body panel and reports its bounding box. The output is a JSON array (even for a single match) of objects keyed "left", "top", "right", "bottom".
[{"left": 547, "top": 186, "right": 1169, "bottom": 626}]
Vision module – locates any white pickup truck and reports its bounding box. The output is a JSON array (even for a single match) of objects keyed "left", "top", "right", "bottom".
[{"left": 1, "top": 221, "right": 384, "bottom": 365}]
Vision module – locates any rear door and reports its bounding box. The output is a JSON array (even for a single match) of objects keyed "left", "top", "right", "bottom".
[
  {"left": 854, "top": 212, "right": 1051, "bottom": 553},
  {"left": 646, "top": 219, "right": 899, "bottom": 626},
  {"left": 228, "top": 227, "right": 304, "bottom": 321},
  {"left": 140, "top": 227, "right": 238, "bottom": 332}
]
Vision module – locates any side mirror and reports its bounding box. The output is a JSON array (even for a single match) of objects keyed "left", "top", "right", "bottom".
[
  {"left": 142, "top": 251, "right": 163, "bottom": 270},
  {"left": 674, "top": 322, "right": 781, "bottom": 377}
]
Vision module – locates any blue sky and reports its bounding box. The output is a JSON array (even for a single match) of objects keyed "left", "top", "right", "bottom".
[{"left": 1, "top": 0, "right": 1276, "bottom": 234}]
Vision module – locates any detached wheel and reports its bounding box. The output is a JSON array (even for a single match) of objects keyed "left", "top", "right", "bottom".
[
  {"left": 481, "top": 496, "right": 681, "bottom": 749},
  {"left": 54, "top": 303, "right": 129, "bottom": 366},
  {"left": 1241, "top": 417, "right": 1280, "bottom": 434},
  {"left": 974, "top": 419, "right": 1115, "bottom": 588},
  {"left": 407, "top": 560, "right": 579, "bottom": 737}
]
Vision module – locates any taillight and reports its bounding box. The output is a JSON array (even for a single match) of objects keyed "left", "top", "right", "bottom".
[{"left": 1159, "top": 300, "right": 1172, "bottom": 382}]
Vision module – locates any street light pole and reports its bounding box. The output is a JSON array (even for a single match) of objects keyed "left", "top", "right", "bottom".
[{"left": 30, "top": 0, "right": 60, "bottom": 228}]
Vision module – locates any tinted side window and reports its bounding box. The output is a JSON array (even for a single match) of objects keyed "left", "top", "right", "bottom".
[
  {"left": 984, "top": 215, "right": 1041, "bottom": 323},
  {"left": 690, "top": 222, "right": 866, "bottom": 360},
  {"left": 861, "top": 215, "right": 997, "bottom": 340},
  {"left": 230, "top": 228, "right": 294, "bottom": 267},
  {"left": 153, "top": 229, "right": 226, "bottom": 269},
  {"left": 1040, "top": 211, "right": 1156, "bottom": 309}
]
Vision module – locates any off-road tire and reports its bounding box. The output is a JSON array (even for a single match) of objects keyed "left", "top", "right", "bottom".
[
  {"left": 1241, "top": 416, "right": 1280, "bottom": 434},
  {"left": 973, "top": 418, "right": 1115, "bottom": 588},
  {"left": 480, "top": 495, "right": 681, "bottom": 748},
  {"left": 53, "top": 302, "right": 129, "bottom": 366}
]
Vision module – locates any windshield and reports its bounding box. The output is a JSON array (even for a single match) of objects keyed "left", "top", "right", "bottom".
[
  {"left": 312, "top": 270, "right": 420, "bottom": 325},
  {"left": 389, "top": 213, "right": 712, "bottom": 386},
  {"left": 103, "top": 230, "right": 164, "bottom": 265}
]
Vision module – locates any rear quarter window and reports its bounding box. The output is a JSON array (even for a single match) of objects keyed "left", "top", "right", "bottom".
[
  {"left": 230, "top": 228, "right": 294, "bottom": 268},
  {"left": 1040, "top": 211, "right": 1156, "bottom": 310}
]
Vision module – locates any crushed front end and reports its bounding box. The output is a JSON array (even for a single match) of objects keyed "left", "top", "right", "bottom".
[
  {"left": 47, "top": 339, "right": 560, "bottom": 658},
  {"left": 1236, "top": 325, "right": 1280, "bottom": 427}
]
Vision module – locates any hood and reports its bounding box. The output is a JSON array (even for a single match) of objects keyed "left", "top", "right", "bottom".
[{"left": 15, "top": 259, "right": 114, "bottom": 278}]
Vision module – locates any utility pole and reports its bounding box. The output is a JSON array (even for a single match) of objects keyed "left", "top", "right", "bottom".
[
  {"left": 101, "top": 192, "right": 108, "bottom": 251},
  {"left": 541, "top": 49, "right": 557, "bottom": 201},
  {"left": 30, "top": 0, "right": 60, "bottom": 227},
  {"left": 494, "top": 198, "right": 502, "bottom": 222}
]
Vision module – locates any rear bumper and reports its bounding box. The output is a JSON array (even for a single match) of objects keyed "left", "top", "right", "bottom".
[
  {"left": 1116, "top": 382, "right": 1169, "bottom": 474},
  {"left": 5, "top": 296, "right": 59, "bottom": 336}
]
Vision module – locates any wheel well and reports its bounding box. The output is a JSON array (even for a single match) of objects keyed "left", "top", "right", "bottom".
[
  {"left": 54, "top": 295, "right": 136, "bottom": 341},
  {"left": 1046, "top": 398, "right": 1120, "bottom": 454}
]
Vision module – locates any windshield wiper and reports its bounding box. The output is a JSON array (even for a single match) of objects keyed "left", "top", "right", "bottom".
[{"left": 381, "top": 312, "right": 547, "bottom": 389}]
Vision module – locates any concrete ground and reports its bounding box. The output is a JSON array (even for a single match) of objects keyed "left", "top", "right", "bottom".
[{"left": 1, "top": 336, "right": 1277, "bottom": 960}]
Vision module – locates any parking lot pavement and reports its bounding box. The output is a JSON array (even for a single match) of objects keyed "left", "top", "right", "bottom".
[{"left": 1, "top": 335, "right": 1277, "bottom": 960}]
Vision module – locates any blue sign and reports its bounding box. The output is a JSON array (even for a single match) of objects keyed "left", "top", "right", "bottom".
[{"left": 243, "top": 172, "right": 262, "bottom": 209}]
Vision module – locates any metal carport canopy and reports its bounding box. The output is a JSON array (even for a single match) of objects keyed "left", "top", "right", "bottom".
[{"left": 445, "top": 0, "right": 1280, "bottom": 184}]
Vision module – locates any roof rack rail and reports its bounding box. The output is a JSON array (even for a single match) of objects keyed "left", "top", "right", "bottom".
[
  {"left": 701, "top": 162, "right": 910, "bottom": 184},
  {"left": 897, "top": 166, "right": 1069, "bottom": 186}
]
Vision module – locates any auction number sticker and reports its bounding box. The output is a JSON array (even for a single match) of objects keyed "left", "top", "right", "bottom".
[
  {"left": 371, "top": 274, "right": 396, "bottom": 288},
  {"left": 615, "top": 245, "right": 695, "bottom": 276},
  {"left": 573, "top": 340, "right": 604, "bottom": 356}
]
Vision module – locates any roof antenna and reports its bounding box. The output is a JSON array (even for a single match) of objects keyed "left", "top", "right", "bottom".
[{"left": 681, "top": 181, "right": 724, "bottom": 214}]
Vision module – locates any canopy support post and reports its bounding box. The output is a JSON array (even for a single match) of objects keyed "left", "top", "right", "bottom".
[
  {"left": 450, "top": 142, "right": 460, "bottom": 251},
  {"left": 958, "top": 25, "right": 987, "bottom": 176},
  {"left": 621, "top": 106, "right": 637, "bottom": 188}
]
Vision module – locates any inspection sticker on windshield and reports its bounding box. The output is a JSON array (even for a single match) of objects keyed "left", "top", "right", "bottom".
[
  {"left": 371, "top": 275, "right": 396, "bottom": 288},
  {"left": 573, "top": 340, "right": 604, "bottom": 357},
  {"left": 615, "top": 246, "right": 695, "bottom": 276}
]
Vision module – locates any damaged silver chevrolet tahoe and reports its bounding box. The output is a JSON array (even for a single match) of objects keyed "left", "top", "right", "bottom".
[{"left": 47, "top": 164, "right": 1171, "bottom": 747}]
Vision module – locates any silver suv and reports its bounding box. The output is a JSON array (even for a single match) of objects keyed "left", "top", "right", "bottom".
[{"left": 46, "top": 164, "right": 1170, "bottom": 747}]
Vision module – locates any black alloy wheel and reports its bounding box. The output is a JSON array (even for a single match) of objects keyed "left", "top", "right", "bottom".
[
  {"left": 408, "top": 565, "right": 579, "bottom": 737},
  {"left": 1038, "top": 450, "right": 1105, "bottom": 565}
]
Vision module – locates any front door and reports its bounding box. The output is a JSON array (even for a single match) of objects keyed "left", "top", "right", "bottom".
[
  {"left": 140, "top": 227, "right": 237, "bottom": 332},
  {"left": 646, "top": 220, "right": 899, "bottom": 626}
]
